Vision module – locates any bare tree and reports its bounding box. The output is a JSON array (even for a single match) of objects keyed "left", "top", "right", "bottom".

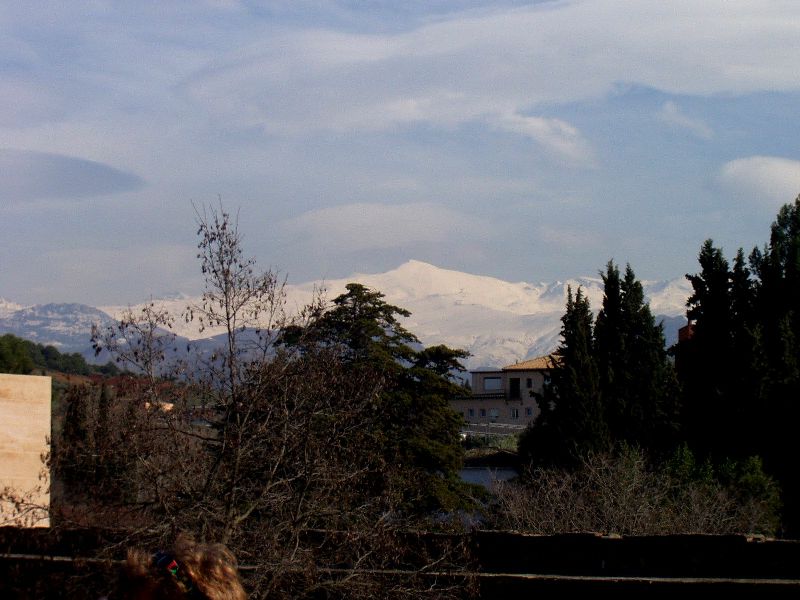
[{"left": 70, "top": 204, "right": 472, "bottom": 599}]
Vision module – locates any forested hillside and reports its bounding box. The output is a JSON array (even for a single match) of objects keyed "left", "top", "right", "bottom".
[{"left": 0, "top": 333, "right": 118, "bottom": 376}]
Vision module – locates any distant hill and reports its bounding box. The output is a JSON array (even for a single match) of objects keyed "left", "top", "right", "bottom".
[
  {"left": 0, "top": 331, "right": 119, "bottom": 377},
  {"left": 1, "top": 261, "right": 690, "bottom": 369}
]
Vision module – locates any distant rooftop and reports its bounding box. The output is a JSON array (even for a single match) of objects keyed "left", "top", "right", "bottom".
[{"left": 502, "top": 354, "right": 558, "bottom": 371}]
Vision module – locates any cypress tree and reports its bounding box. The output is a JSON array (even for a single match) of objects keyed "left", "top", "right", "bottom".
[
  {"left": 678, "top": 240, "right": 734, "bottom": 457},
  {"left": 595, "top": 262, "right": 679, "bottom": 453},
  {"left": 617, "top": 265, "right": 679, "bottom": 452},
  {"left": 522, "top": 287, "right": 608, "bottom": 468},
  {"left": 749, "top": 196, "right": 800, "bottom": 533},
  {"left": 595, "top": 261, "right": 625, "bottom": 436},
  {"left": 675, "top": 197, "right": 800, "bottom": 534}
]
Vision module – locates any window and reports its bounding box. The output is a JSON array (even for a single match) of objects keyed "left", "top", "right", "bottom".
[
  {"left": 480, "top": 408, "right": 486, "bottom": 417},
  {"left": 488, "top": 408, "right": 499, "bottom": 421},
  {"left": 526, "top": 378, "right": 532, "bottom": 388},
  {"left": 483, "top": 377, "right": 501, "bottom": 391},
  {"left": 511, "top": 408, "right": 519, "bottom": 419},
  {"left": 525, "top": 407, "right": 533, "bottom": 417},
  {"left": 509, "top": 378, "right": 520, "bottom": 399},
  {"left": 468, "top": 408, "right": 475, "bottom": 418}
]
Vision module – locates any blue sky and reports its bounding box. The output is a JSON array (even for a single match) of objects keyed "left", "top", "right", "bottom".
[{"left": 2, "top": 1, "right": 800, "bottom": 304}]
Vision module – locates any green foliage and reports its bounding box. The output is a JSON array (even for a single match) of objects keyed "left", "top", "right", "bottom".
[
  {"left": 679, "top": 241, "right": 736, "bottom": 455},
  {"left": 463, "top": 433, "right": 518, "bottom": 452},
  {"left": 720, "top": 456, "right": 782, "bottom": 515},
  {"left": 664, "top": 443, "right": 714, "bottom": 484},
  {"left": 308, "top": 282, "right": 420, "bottom": 374},
  {"left": 0, "top": 333, "right": 35, "bottom": 373},
  {"left": 0, "top": 332, "right": 120, "bottom": 376}
]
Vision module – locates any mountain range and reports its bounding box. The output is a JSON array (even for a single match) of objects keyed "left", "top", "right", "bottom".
[{"left": 0, "top": 260, "right": 691, "bottom": 370}]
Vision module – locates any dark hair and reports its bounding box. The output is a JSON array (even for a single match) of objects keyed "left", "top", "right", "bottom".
[{"left": 123, "top": 535, "right": 246, "bottom": 600}]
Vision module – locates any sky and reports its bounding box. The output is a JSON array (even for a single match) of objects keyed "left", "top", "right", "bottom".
[{"left": 2, "top": 0, "right": 800, "bottom": 305}]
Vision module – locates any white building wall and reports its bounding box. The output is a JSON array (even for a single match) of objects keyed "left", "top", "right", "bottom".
[{"left": 0, "top": 374, "right": 51, "bottom": 527}]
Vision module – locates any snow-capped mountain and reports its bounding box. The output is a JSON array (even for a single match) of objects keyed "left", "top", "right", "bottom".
[
  {"left": 0, "top": 303, "right": 117, "bottom": 352},
  {"left": 290, "top": 261, "right": 690, "bottom": 368},
  {"left": 1, "top": 261, "right": 691, "bottom": 369},
  {"left": 0, "top": 298, "right": 26, "bottom": 319}
]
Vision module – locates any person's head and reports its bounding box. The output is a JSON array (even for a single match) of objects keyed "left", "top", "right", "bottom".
[{"left": 122, "top": 535, "right": 246, "bottom": 600}]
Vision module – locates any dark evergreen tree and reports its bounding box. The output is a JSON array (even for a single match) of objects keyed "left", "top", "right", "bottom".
[
  {"left": 296, "top": 283, "right": 470, "bottom": 512},
  {"left": 595, "top": 261, "right": 624, "bottom": 430},
  {"left": 749, "top": 196, "right": 800, "bottom": 534},
  {"left": 677, "top": 240, "right": 736, "bottom": 457},
  {"left": 676, "top": 198, "right": 800, "bottom": 534},
  {"left": 750, "top": 196, "right": 800, "bottom": 396},
  {"left": 92, "top": 383, "right": 112, "bottom": 488},
  {"left": 520, "top": 286, "right": 609, "bottom": 468},
  {"left": 594, "top": 262, "right": 679, "bottom": 453},
  {"left": 619, "top": 265, "right": 679, "bottom": 450},
  {"left": 54, "top": 385, "right": 91, "bottom": 499},
  {"left": 727, "top": 248, "right": 760, "bottom": 454},
  {"left": 314, "top": 283, "right": 419, "bottom": 372}
]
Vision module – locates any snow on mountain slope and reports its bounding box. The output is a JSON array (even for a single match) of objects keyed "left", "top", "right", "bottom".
[
  {"left": 0, "top": 303, "right": 117, "bottom": 351},
  {"left": 0, "top": 298, "right": 26, "bottom": 319},
  {"left": 5, "top": 261, "right": 691, "bottom": 369},
  {"left": 100, "top": 287, "right": 321, "bottom": 341},
  {"left": 290, "top": 261, "right": 690, "bottom": 368}
]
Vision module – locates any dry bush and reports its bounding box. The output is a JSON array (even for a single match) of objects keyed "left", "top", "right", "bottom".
[{"left": 490, "top": 447, "right": 779, "bottom": 536}]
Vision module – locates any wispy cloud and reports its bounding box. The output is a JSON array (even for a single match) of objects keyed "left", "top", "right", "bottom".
[
  {"left": 493, "top": 113, "right": 595, "bottom": 165},
  {"left": 719, "top": 156, "right": 800, "bottom": 204},
  {"left": 658, "top": 101, "right": 713, "bottom": 139},
  {"left": 180, "top": 1, "right": 800, "bottom": 139},
  {"left": 2, "top": 1, "right": 800, "bottom": 302},
  {"left": 282, "top": 202, "right": 488, "bottom": 252}
]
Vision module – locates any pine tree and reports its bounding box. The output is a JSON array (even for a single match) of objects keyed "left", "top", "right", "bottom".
[{"left": 299, "top": 283, "right": 470, "bottom": 512}]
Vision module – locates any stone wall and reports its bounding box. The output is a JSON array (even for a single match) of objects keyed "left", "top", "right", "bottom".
[{"left": 1, "top": 528, "right": 799, "bottom": 597}]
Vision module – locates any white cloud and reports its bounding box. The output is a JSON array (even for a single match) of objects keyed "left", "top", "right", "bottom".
[
  {"left": 181, "top": 1, "right": 800, "bottom": 141},
  {"left": 493, "top": 113, "right": 595, "bottom": 165},
  {"left": 282, "top": 202, "right": 488, "bottom": 252},
  {"left": 658, "top": 101, "right": 713, "bottom": 140},
  {"left": 4, "top": 1, "right": 800, "bottom": 177},
  {"left": 719, "top": 156, "right": 800, "bottom": 204}
]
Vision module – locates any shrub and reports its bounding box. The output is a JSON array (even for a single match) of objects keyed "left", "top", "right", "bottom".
[{"left": 490, "top": 446, "right": 781, "bottom": 536}]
